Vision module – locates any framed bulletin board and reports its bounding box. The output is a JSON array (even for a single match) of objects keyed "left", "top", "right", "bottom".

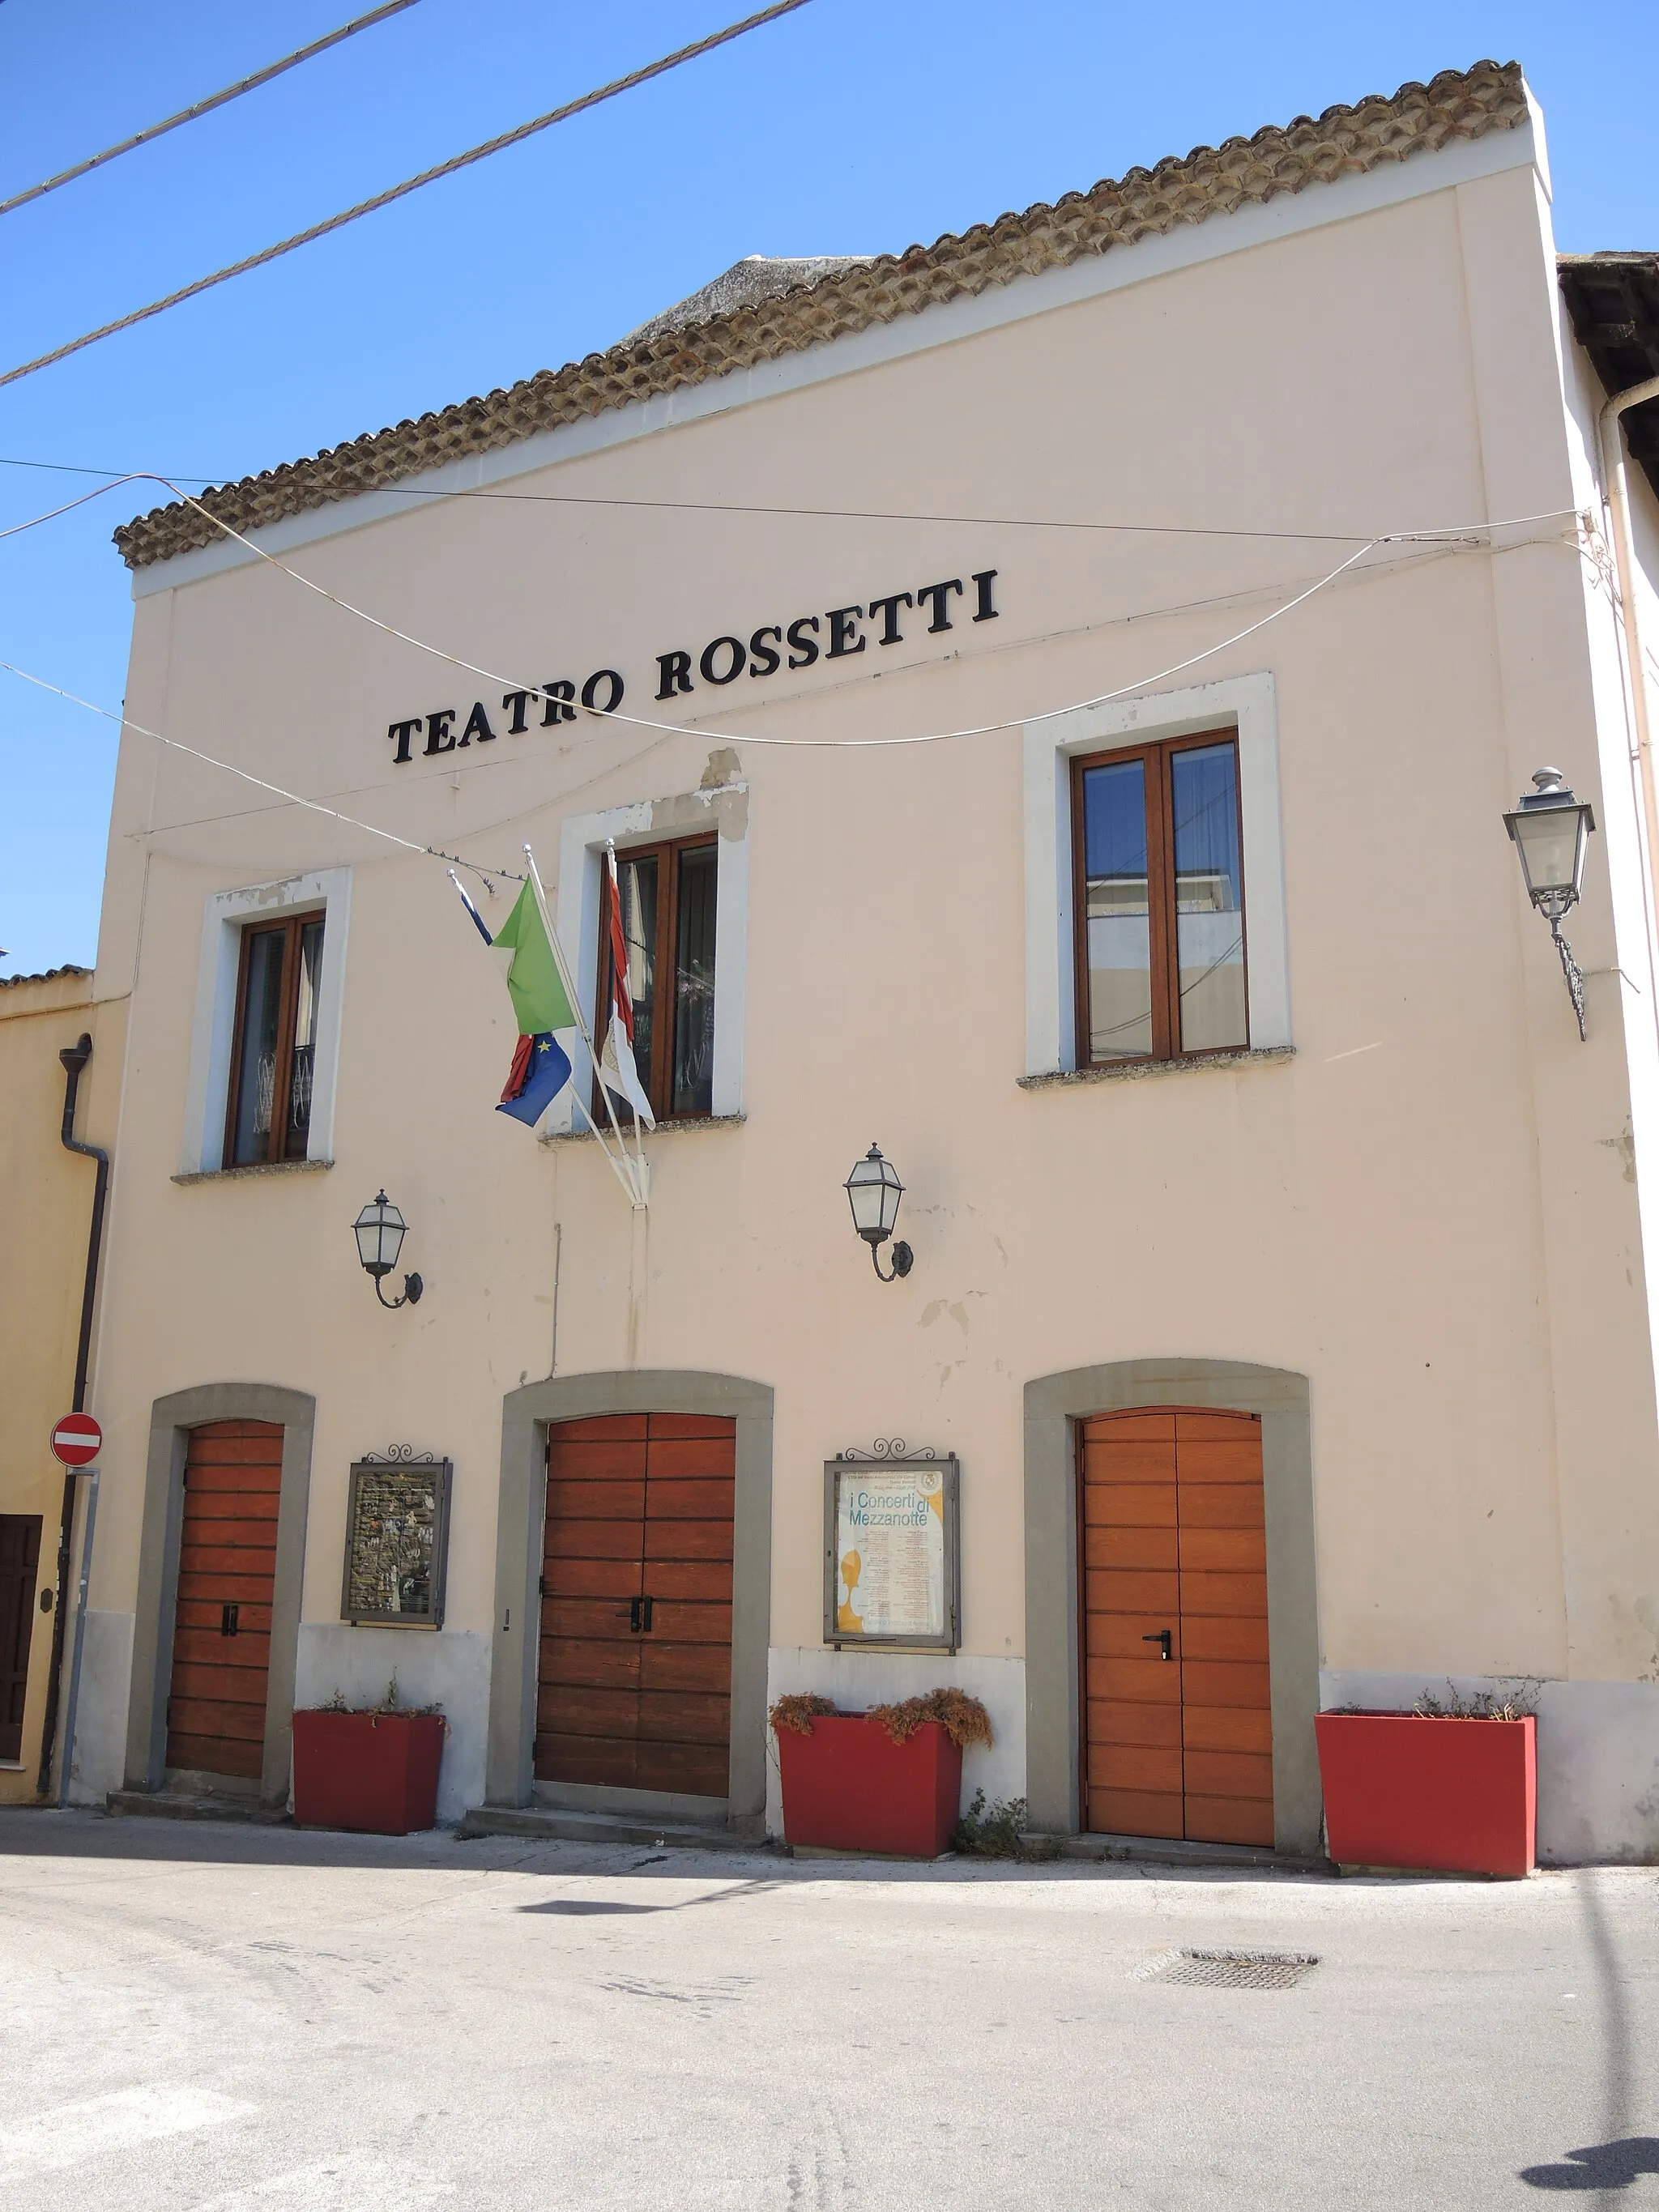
[
  {"left": 341, "top": 1453, "right": 453, "bottom": 1629},
  {"left": 822, "top": 1451, "right": 960, "bottom": 1652}
]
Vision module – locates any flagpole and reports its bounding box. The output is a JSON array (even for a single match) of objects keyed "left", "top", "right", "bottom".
[
  {"left": 606, "top": 840, "right": 651, "bottom": 1195},
  {"left": 523, "top": 843, "right": 647, "bottom": 1208}
]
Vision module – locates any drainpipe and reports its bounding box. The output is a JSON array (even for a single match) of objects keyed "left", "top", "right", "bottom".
[
  {"left": 36, "top": 1032, "right": 109, "bottom": 1798},
  {"left": 1599, "top": 375, "right": 1659, "bottom": 925}
]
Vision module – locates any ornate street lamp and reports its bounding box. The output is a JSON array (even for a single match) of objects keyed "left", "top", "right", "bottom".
[
  {"left": 352, "top": 1191, "right": 424, "bottom": 1308},
  {"left": 1503, "top": 769, "right": 1597, "bottom": 1041},
  {"left": 844, "top": 1144, "right": 914, "bottom": 1282}
]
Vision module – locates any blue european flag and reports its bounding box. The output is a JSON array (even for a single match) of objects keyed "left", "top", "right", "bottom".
[{"left": 496, "top": 1031, "right": 572, "bottom": 1127}]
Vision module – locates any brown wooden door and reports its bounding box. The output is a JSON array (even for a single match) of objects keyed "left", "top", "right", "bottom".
[
  {"left": 0, "top": 1515, "right": 42, "bottom": 1762},
  {"left": 1080, "top": 1408, "right": 1273, "bottom": 1846},
  {"left": 165, "top": 1420, "right": 281, "bottom": 1781},
  {"left": 537, "top": 1413, "right": 733, "bottom": 1797}
]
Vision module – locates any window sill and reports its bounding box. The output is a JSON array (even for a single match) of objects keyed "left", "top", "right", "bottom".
[
  {"left": 172, "top": 1157, "right": 334, "bottom": 1186},
  {"left": 540, "top": 1113, "right": 746, "bottom": 1146},
  {"left": 1018, "top": 1046, "right": 1294, "bottom": 1091}
]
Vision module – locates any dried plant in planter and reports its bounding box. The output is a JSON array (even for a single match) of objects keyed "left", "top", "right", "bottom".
[
  {"left": 316, "top": 1673, "right": 448, "bottom": 1727},
  {"left": 867, "top": 1687, "right": 994, "bottom": 1750},
  {"left": 1412, "top": 1680, "right": 1541, "bottom": 1721},
  {"left": 768, "top": 1693, "right": 837, "bottom": 1737}
]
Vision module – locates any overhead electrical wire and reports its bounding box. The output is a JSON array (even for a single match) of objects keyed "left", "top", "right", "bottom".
[
  {"left": 0, "top": 1, "right": 815, "bottom": 389},
  {"left": 0, "top": 452, "right": 1513, "bottom": 546},
  {"left": 0, "top": 2, "right": 422, "bottom": 220}
]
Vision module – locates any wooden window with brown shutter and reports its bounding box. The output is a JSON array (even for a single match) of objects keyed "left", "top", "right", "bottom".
[
  {"left": 594, "top": 837, "right": 718, "bottom": 1125},
  {"left": 224, "top": 911, "right": 326, "bottom": 1166},
  {"left": 1072, "top": 730, "right": 1249, "bottom": 1067}
]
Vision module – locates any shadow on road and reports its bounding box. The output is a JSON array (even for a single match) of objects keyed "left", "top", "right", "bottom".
[
  {"left": 1519, "top": 1872, "right": 1648, "bottom": 2197},
  {"left": 1519, "top": 2139, "right": 1659, "bottom": 2190},
  {"left": 0, "top": 1806, "right": 1347, "bottom": 1887}
]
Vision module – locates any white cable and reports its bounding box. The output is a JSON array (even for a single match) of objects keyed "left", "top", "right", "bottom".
[{"left": 0, "top": 658, "right": 523, "bottom": 884}]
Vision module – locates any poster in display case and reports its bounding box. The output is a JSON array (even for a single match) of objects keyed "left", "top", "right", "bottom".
[{"left": 822, "top": 1448, "right": 960, "bottom": 1652}]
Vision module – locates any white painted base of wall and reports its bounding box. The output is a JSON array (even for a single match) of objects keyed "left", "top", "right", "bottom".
[
  {"left": 295, "top": 1626, "right": 489, "bottom": 1826},
  {"left": 765, "top": 1647, "right": 1027, "bottom": 1841},
  {"left": 1321, "top": 1672, "right": 1659, "bottom": 1865},
  {"left": 66, "top": 1609, "right": 134, "bottom": 1806}
]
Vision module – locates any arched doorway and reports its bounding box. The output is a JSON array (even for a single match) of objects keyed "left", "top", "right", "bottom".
[{"left": 1023, "top": 1358, "right": 1320, "bottom": 1857}]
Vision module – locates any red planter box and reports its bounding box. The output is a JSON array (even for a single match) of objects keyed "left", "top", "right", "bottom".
[
  {"left": 777, "top": 1714, "right": 963, "bottom": 1857},
  {"left": 1315, "top": 1712, "right": 1536, "bottom": 1877},
  {"left": 292, "top": 1710, "right": 445, "bottom": 1835}
]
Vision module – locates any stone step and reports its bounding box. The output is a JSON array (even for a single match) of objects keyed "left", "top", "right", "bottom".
[
  {"left": 1025, "top": 1829, "right": 1331, "bottom": 1876},
  {"left": 106, "top": 1788, "right": 291, "bottom": 1826},
  {"left": 458, "top": 1804, "right": 761, "bottom": 1852}
]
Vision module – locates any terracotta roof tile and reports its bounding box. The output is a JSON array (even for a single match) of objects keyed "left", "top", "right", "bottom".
[{"left": 115, "top": 60, "right": 1526, "bottom": 572}]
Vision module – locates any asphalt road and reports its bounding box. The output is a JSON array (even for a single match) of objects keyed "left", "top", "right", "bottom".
[{"left": 1, "top": 1809, "right": 1656, "bottom": 2210}]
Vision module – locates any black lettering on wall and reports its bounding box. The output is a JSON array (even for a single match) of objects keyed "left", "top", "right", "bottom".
[
  {"left": 970, "top": 569, "right": 1000, "bottom": 623},
  {"left": 748, "top": 625, "right": 783, "bottom": 677},
  {"left": 915, "top": 579, "right": 964, "bottom": 633},
  {"left": 388, "top": 718, "right": 422, "bottom": 765},
  {"left": 656, "top": 650, "right": 693, "bottom": 701},
  {"left": 541, "top": 681, "right": 576, "bottom": 726},
  {"left": 700, "top": 635, "right": 746, "bottom": 685},
  {"left": 868, "top": 592, "right": 912, "bottom": 646},
  {"left": 786, "top": 616, "right": 821, "bottom": 669},
  {"left": 826, "top": 605, "right": 866, "bottom": 659},
  {"left": 424, "top": 709, "right": 458, "bottom": 756},
  {"left": 459, "top": 701, "right": 497, "bottom": 748},
  {"left": 501, "top": 690, "right": 533, "bottom": 735},
  {"left": 581, "top": 669, "right": 625, "bottom": 714}
]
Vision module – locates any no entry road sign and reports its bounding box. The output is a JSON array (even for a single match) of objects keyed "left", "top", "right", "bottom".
[{"left": 49, "top": 1413, "right": 102, "bottom": 1468}]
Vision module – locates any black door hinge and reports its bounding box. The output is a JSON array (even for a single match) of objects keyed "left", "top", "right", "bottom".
[{"left": 538, "top": 1575, "right": 547, "bottom": 1599}]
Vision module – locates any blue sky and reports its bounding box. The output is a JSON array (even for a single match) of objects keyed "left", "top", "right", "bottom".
[{"left": 2, "top": 0, "right": 1657, "bottom": 977}]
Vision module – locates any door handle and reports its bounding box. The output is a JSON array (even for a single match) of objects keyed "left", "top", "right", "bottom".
[
  {"left": 220, "top": 1603, "right": 239, "bottom": 1638},
  {"left": 622, "top": 1596, "right": 642, "bottom": 1633},
  {"left": 1142, "top": 1628, "right": 1171, "bottom": 1661}
]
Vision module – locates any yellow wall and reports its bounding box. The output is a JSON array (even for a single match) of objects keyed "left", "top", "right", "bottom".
[{"left": 0, "top": 970, "right": 124, "bottom": 1801}]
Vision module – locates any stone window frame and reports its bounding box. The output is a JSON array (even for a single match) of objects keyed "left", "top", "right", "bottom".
[
  {"left": 1024, "top": 674, "right": 1291, "bottom": 1077},
  {"left": 125, "top": 1383, "right": 315, "bottom": 1809},
  {"left": 485, "top": 1370, "right": 773, "bottom": 1831},
  {"left": 545, "top": 786, "right": 748, "bottom": 1133},
  {"left": 1022, "top": 1357, "right": 1322, "bottom": 1856},
  {"left": 179, "top": 869, "right": 352, "bottom": 1175}
]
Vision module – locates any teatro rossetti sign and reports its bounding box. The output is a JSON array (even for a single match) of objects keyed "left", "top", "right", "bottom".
[{"left": 383, "top": 566, "right": 1000, "bottom": 764}]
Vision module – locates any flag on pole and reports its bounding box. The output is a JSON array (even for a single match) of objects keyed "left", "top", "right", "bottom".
[
  {"left": 452, "top": 874, "right": 574, "bottom": 1130},
  {"left": 599, "top": 846, "right": 656, "bottom": 1130}
]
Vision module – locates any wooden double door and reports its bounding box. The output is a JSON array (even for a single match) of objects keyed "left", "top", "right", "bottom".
[
  {"left": 165, "top": 1420, "right": 281, "bottom": 1781},
  {"left": 1080, "top": 1408, "right": 1273, "bottom": 1846},
  {"left": 0, "top": 1515, "right": 42, "bottom": 1763},
  {"left": 537, "top": 1413, "right": 734, "bottom": 1798}
]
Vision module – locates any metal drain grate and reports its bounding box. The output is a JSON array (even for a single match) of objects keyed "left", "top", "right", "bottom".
[{"left": 1145, "top": 1948, "right": 1319, "bottom": 1990}]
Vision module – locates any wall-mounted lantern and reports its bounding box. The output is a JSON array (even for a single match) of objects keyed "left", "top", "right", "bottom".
[
  {"left": 352, "top": 1191, "right": 424, "bottom": 1308},
  {"left": 844, "top": 1144, "right": 913, "bottom": 1282},
  {"left": 1503, "top": 768, "right": 1597, "bottom": 1041}
]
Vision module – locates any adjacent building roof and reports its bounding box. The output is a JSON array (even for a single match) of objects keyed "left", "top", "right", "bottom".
[
  {"left": 116, "top": 58, "right": 1528, "bottom": 573},
  {"left": 621, "top": 254, "right": 874, "bottom": 346},
  {"left": 1558, "top": 253, "right": 1659, "bottom": 501}
]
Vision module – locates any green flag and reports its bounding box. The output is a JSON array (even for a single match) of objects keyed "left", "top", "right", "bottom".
[{"left": 490, "top": 881, "right": 575, "bottom": 1035}]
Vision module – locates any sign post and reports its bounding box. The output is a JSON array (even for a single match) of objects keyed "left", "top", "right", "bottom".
[{"left": 49, "top": 1413, "right": 103, "bottom": 1809}]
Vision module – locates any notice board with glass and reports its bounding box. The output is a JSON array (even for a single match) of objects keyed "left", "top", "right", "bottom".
[
  {"left": 340, "top": 1455, "right": 453, "bottom": 1629},
  {"left": 822, "top": 1453, "right": 960, "bottom": 1652}
]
